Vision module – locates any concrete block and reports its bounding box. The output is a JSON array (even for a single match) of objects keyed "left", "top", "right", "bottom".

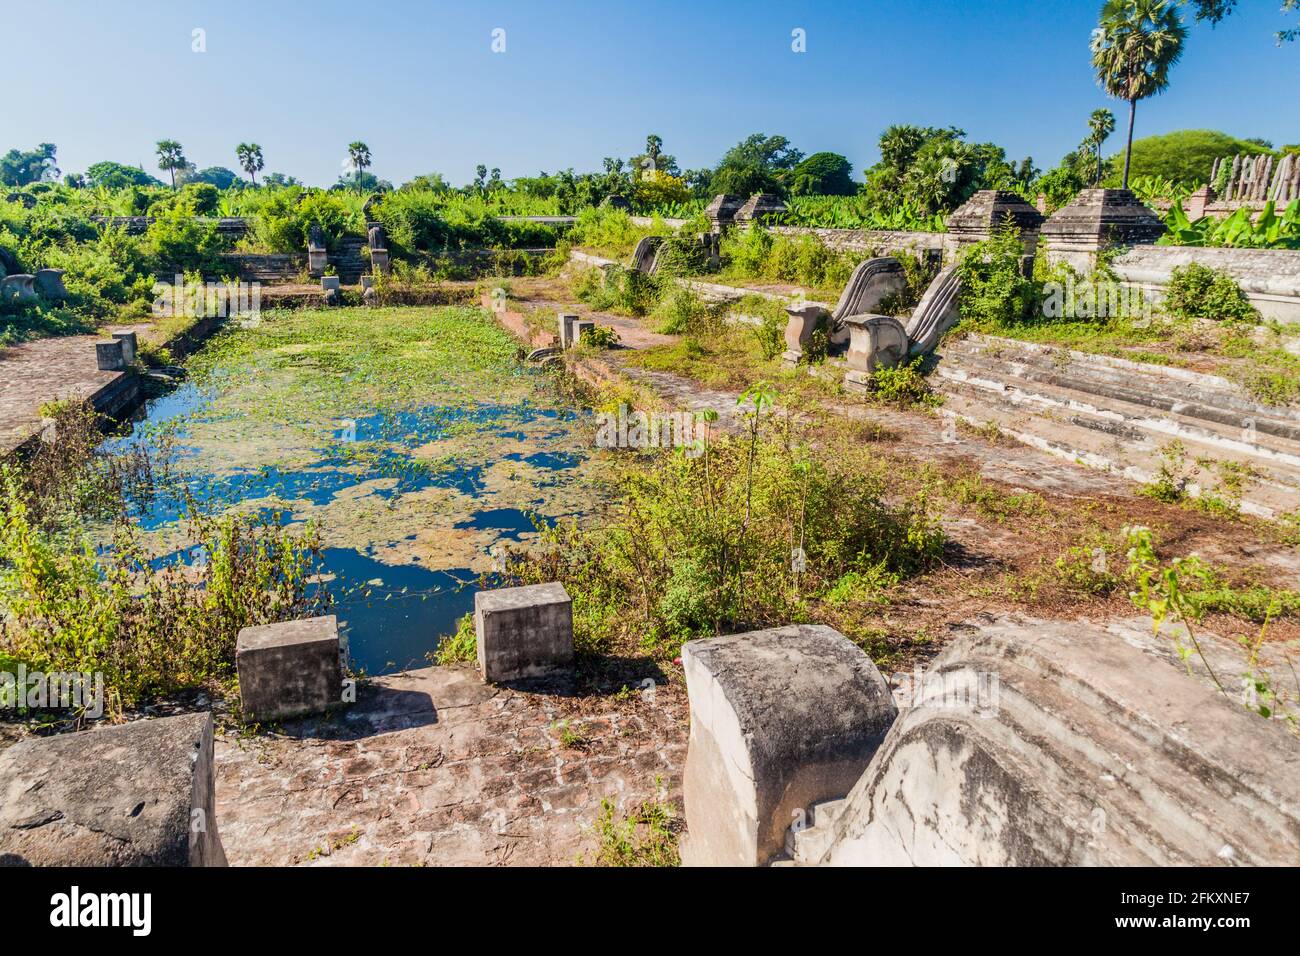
[
  {"left": 679, "top": 624, "right": 897, "bottom": 866},
  {"left": 0, "top": 712, "right": 227, "bottom": 866},
  {"left": 557, "top": 313, "right": 580, "bottom": 349},
  {"left": 95, "top": 339, "right": 126, "bottom": 371},
  {"left": 474, "top": 583, "right": 573, "bottom": 684},
  {"left": 111, "top": 330, "right": 138, "bottom": 364},
  {"left": 236, "top": 615, "right": 344, "bottom": 722},
  {"left": 320, "top": 275, "right": 341, "bottom": 293},
  {"left": 572, "top": 319, "right": 596, "bottom": 345}
]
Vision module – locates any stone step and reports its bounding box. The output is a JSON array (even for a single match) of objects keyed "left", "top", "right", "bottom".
[
  {"left": 783, "top": 797, "right": 848, "bottom": 864},
  {"left": 937, "top": 381, "right": 1300, "bottom": 518},
  {"left": 945, "top": 333, "right": 1300, "bottom": 434},
  {"left": 934, "top": 360, "right": 1300, "bottom": 475}
]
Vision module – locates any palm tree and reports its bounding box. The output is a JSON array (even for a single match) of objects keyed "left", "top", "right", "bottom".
[
  {"left": 156, "top": 139, "right": 186, "bottom": 189},
  {"left": 1087, "top": 108, "right": 1116, "bottom": 184},
  {"left": 1091, "top": 0, "right": 1187, "bottom": 189},
  {"left": 236, "top": 143, "right": 264, "bottom": 186},
  {"left": 347, "top": 142, "right": 371, "bottom": 191}
]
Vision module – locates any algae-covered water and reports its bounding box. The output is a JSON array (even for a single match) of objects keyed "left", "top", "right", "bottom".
[{"left": 104, "top": 306, "right": 598, "bottom": 674}]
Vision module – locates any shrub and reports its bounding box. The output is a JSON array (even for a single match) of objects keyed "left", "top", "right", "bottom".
[
  {"left": 1163, "top": 262, "right": 1259, "bottom": 324},
  {"left": 956, "top": 224, "right": 1036, "bottom": 328}
]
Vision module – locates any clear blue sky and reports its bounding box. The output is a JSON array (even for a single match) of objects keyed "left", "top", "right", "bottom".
[{"left": 3, "top": 0, "right": 1297, "bottom": 187}]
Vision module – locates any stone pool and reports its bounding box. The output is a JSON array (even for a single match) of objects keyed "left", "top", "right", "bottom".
[{"left": 101, "top": 306, "right": 599, "bottom": 674}]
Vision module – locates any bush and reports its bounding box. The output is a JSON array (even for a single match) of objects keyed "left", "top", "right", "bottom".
[
  {"left": 1163, "top": 263, "right": 1260, "bottom": 324},
  {"left": 956, "top": 225, "right": 1036, "bottom": 328}
]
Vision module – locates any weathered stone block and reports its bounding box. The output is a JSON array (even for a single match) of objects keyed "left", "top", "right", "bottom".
[
  {"left": 818, "top": 614, "right": 1300, "bottom": 866},
  {"left": 734, "top": 193, "right": 787, "bottom": 229},
  {"left": 236, "top": 615, "right": 344, "bottom": 722},
  {"left": 679, "top": 624, "right": 897, "bottom": 866},
  {"left": 320, "top": 275, "right": 341, "bottom": 293},
  {"left": 370, "top": 248, "right": 391, "bottom": 275},
  {"left": 572, "top": 319, "right": 596, "bottom": 345},
  {"left": 95, "top": 339, "right": 126, "bottom": 371},
  {"left": 557, "top": 313, "right": 581, "bottom": 349},
  {"left": 0, "top": 712, "right": 227, "bottom": 866},
  {"left": 475, "top": 583, "right": 574, "bottom": 684},
  {"left": 947, "top": 189, "right": 1045, "bottom": 257},
  {"left": 112, "top": 330, "right": 138, "bottom": 364}
]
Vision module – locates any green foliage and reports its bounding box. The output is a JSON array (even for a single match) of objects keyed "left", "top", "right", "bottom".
[
  {"left": 718, "top": 226, "right": 859, "bottom": 293},
  {"left": 863, "top": 125, "right": 1032, "bottom": 216},
  {"left": 1161, "top": 198, "right": 1300, "bottom": 250},
  {"left": 84, "top": 161, "right": 163, "bottom": 190},
  {"left": 585, "top": 794, "right": 681, "bottom": 867},
  {"left": 0, "top": 143, "right": 59, "bottom": 187},
  {"left": 576, "top": 264, "right": 663, "bottom": 316},
  {"left": 1112, "top": 130, "right": 1273, "bottom": 187},
  {"left": 1163, "top": 262, "right": 1260, "bottom": 323},
  {"left": 865, "top": 358, "right": 940, "bottom": 408},
  {"left": 710, "top": 133, "right": 804, "bottom": 198},
  {"left": 0, "top": 406, "right": 331, "bottom": 713},
  {"left": 782, "top": 195, "right": 945, "bottom": 231},
  {"left": 790, "top": 152, "right": 857, "bottom": 197},
  {"left": 434, "top": 612, "right": 477, "bottom": 664},
  {"left": 515, "top": 405, "right": 944, "bottom": 656},
  {"left": 955, "top": 224, "right": 1036, "bottom": 328},
  {"left": 247, "top": 187, "right": 363, "bottom": 253}
]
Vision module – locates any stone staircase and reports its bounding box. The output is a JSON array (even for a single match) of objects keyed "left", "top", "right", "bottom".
[
  {"left": 217, "top": 252, "right": 304, "bottom": 284},
  {"left": 328, "top": 236, "right": 369, "bottom": 284},
  {"left": 933, "top": 333, "right": 1300, "bottom": 518}
]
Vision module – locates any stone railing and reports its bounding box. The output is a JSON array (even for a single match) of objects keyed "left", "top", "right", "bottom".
[{"left": 1111, "top": 244, "right": 1300, "bottom": 323}]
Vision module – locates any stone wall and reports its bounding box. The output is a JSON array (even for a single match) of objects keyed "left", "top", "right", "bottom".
[{"left": 1111, "top": 244, "right": 1300, "bottom": 322}]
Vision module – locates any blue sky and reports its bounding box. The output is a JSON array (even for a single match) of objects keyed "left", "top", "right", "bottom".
[{"left": 3, "top": 0, "right": 1297, "bottom": 187}]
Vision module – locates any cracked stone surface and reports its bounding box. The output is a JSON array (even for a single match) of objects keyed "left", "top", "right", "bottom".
[{"left": 214, "top": 663, "right": 688, "bottom": 865}]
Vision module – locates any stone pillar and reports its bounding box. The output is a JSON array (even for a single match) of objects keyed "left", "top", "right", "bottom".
[
  {"left": 474, "top": 582, "right": 574, "bottom": 684},
  {"left": 571, "top": 319, "right": 595, "bottom": 346},
  {"left": 781, "top": 302, "right": 830, "bottom": 366},
  {"left": 95, "top": 339, "right": 126, "bottom": 371},
  {"left": 0, "top": 712, "right": 228, "bottom": 866},
  {"left": 945, "top": 189, "right": 1045, "bottom": 269},
  {"left": 1039, "top": 188, "right": 1166, "bottom": 273},
  {"left": 679, "top": 624, "right": 897, "bottom": 867},
  {"left": 557, "top": 312, "right": 580, "bottom": 349},
  {"left": 236, "top": 615, "right": 345, "bottom": 722},
  {"left": 1186, "top": 184, "right": 1212, "bottom": 220},
  {"left": 111, "top": 330, "right": 138, "bottom": 364},
  {"left": 733, "top": 193, "right": 788, "bottom": 231},
  {"left": 704, "top": 194, "right": 742, "bottom": 234}
]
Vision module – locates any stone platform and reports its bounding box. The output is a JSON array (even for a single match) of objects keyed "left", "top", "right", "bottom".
[{"left": 215, "top": 663, "right": 688, "bottom": 866}]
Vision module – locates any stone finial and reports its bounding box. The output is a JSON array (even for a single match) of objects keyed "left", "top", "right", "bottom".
[
  {"left": 236, "top": 615, "right": 345, "bottom": 722},
  {"left": 780, "top": 301, "right": 831, "bottom": 366},
  {"left": 704, "top": 194, "right": 743, "bottom": 233},
  {"left": 0, "top": 713, "right": 228, "bottom": 866},
  {"left": 1186, "top": 184, "right": 1212, "bottom": 220},
  {"left": 946, "top": 189, "right": 1045, "bottom": 253},
  {"left": 474, "top": 583, "right": 574, "bottom": 684},
  {"left": 678, "top": 624, "right": 897, "bottom": 867},
  {"left": 733, "top": 193, "right": 788, "bottom": 229},
  {"left": 1040, "top": 188, "right": 1166, "bottom": 272}
]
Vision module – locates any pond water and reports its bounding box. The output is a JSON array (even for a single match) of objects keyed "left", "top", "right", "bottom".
[{"left": 100, "top": 307, "right": 599, "bottom": 674}]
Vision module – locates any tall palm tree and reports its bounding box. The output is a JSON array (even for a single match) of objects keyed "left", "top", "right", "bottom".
[
  {"left": 1087, "top": 108, "right": 1116, "bottom": 185},
  {"left": 347, "top": 142, "right": 371, "bottom": 191},
  {"left": 235, "top": 143, "right": 264, "bottom": 186},
  {"left": 156, "top": 139, "right": 186, "bottom": 189},
  {"left": 1091, "top": 0, "right": 1187, "bottom": 189}
]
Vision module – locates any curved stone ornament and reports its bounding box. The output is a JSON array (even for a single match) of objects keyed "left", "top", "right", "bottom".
[
  {"left": 843, "top": 314, "right": 909, "bottom": 392},
  {"left": 904, "top": 265, "right": 962, "bottom": 356},
  {"left": 817, "top": 614, "right": 1300, "bottom": 866}
]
